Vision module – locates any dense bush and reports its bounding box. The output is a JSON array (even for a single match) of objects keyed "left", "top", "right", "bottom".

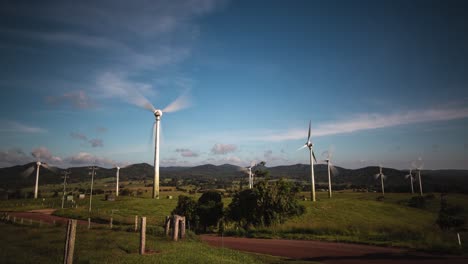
[
  {"left": 197, "top": 191, "right": 224, "bottom": 232},
  {"left": 227, "top": 178, "right": 305, "bottom": 229},
  {"left": 172, "top": 195, "right": 199, "bottom": 228},
  {"left": 408, "top": 196, "right": 426, "bottom": 208},
  {"left": 437, "top": 194, "right": 465, "bottom": 230}
]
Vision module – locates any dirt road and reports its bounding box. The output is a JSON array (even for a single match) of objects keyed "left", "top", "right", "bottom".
[{"left": 201, "top": 235, "right": 467, "bottom": 264}]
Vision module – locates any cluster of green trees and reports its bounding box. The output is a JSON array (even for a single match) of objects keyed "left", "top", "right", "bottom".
[{"left": 172, "top": 178, "right": 305, "bottom": 232}]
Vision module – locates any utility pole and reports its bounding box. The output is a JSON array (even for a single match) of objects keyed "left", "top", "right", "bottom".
[
  {"left": 88, "top": 164, "right": 98, "bottom": 213},
  {"left": 61, "top": 170, "right": 71, "bottom": 209}
]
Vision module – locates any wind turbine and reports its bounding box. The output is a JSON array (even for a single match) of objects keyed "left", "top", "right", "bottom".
[
  {"left": 298, "top": 121, "right": 317, "bottom": 202},
  {"left": 144, "top": 93, "right": 191, "bottom": 199},
  {"left": 115, "top": 166, "right": 121, "bottom": 197},
  {"left": 22, "top": 160, "right": 56, "bottom": 199},
  {"left": 322, "top": 147, "right": 338, "bottom": 198},
  {"left": 412, "top": 158, "right": 424, "bottom": 196},
  {"left": 247, "top": 161, "right": 256, "bottom": 189},
  {"left": 405, "top": 169, "right": 415, "bottom": 194},
  {"left": 374, "top": 165, "right": 386, "bottom": 197}
]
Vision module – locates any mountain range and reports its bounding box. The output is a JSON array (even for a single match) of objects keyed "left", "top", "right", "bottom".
[{"left": 0, "top": 163, "right": 467, "bottom": 193}]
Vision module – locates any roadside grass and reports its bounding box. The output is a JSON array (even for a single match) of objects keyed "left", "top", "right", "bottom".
[
  {"left": 0, "top": 222, "right": 313, "bottom": 264},
  {"left": 225, "top": 192, "right": 468, "bottom": 254},
  {"left": 2, "top": 190, "right": 467, "bottom": 254}
]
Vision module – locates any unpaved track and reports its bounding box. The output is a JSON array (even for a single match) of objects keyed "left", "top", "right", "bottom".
[{"left": 201, "top": 235, "right": 467, "bottom": 264}]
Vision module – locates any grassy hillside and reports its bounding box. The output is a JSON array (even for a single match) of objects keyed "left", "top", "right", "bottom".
[
  {"left": 0, "top": 222, "right": 301, "bottom": 264},
  {"left": 229, "top": 192, "right": 468, "bottom": 253}
]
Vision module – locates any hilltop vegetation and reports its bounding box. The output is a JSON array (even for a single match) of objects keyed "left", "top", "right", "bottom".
[{"left": 1, "top": 163, "right": 468, "bottom": 196}]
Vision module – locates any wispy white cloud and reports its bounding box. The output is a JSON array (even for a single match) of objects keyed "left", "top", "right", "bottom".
[
  {"left": 67, "top": 152, "right": 114, "bottom": 167},
  {"left": 175, "top": 148, "right": 199, "bottom": 157},
  {"left": 70, "top": 132, "right": 104, "bottom": 148},
  {"left": 211, "top": 143, "right": 237, "bottom": 155},
  {"left": 260, "top": 106, "right": 468, "bottom": 141},
  {"left": 31, "top": 147, "right": 62, "bottom": 163},
  {"left": 45, "top": 90, "right": 95, "bottom": 109},
  {"left": 0, "top": 121, "right": 47, "bottom": 133}
]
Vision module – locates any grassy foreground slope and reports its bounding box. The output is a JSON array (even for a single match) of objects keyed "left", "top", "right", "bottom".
[
  {"left": 0, "top": 222, "right": 306, "bottom": 264},
  {"left": 237, "top": 192, "right": 467, "bottom": 253}
]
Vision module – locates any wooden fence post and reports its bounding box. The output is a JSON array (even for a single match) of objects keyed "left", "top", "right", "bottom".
[
  {"left": 87, "top": 218, "right": 91, "bottom": 229},
  {"left": 110, "top": 217, "right": 113, "bottom": 229},
  {"left": 134, "top": 215, "right": 138, "bottom": 232},
  {"left": 180, "top": 216, "right": 186, "bottom": 239},
  {"left": 20, "top": 218, "right": 24, "bottom": 224},
  {"left": 139, "top": 217, "right": 146, "bottom": 255},
  {"left": 63, "top": 219, "right": 77, "bottom": 264},
  {"left": 165, "top": 216, "right": 171, "bottom": 236},
  {"left": 172, "top": 215, "right": 180, "bottom": 241}
]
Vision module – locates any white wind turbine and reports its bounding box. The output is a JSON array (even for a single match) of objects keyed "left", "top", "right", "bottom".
[
  {"left": 298, "top": 121, "right": 317, "bottom": 202},
  {"left": 113, "top": 163, "right": 129, "bottom": 197},
  {"left": 412, "top": 157, "right": 425, "bottom": 196},
  {"left": 142, "top": 93, "right": 191, "bottom": 199},
  {"left": 247, "top": 161, "right": 256, "bottom": 189},
  {"left": 22, "top": 159, "right": 56, "bottom": 199},
  {"left": 374, "top": 165, "right": 386, "bottom": 197},
  {"left": 405, "top": 168, "right": 415, "bottom": 194},
  {"left": 322, "top": 147, "right": 338, "bottom": 198}
]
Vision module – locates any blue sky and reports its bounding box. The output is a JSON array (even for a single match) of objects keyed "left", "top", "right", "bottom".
[{"left": 0, "top": 0, "right": 467, "bottom": 169}]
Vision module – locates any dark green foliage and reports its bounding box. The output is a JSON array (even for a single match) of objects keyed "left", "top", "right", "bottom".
[
  {"left": 408, "top": 196, "right": 426, "bottom": 208},
  {"left": 227, "top": 178, "right": 305, "bottom": 228},
  {"left": 437, "top": 194, "right": 465, "bottom": 230},
  {"left": 197, "top": 191, "right": 224, "bottom": 232},
  {"left": 172, "top": 195, "right": 199, "bottom": 227}
]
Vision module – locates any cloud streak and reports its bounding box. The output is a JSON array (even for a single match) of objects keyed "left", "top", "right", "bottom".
[
  {"left": 0, "top": 121, "right": 46, "bottom": 133},
  {"left": 70, "top": 132, "right": 104, "bottom": 148},
  {"left": 211, "top": 143, "right": 237, "bottom": 155},
  {"left": 45, "top": 90, "right": 95, "bottom": 109},
  {"left": 261, "top": 106, "right": 468, "bottom": 141}
]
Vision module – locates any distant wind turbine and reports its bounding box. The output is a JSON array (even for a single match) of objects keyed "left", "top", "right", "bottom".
[
  {"left": 298, "top": 121, "right": 317, "bottom": 202},
  {"left": 22, "top": 158, "right": 57, "bottom": 199},
  {"left": 322, "top": 147, "right": 338, "bottom": 198},
  {"left": 374, "top": 165, "right": 386, "bottom": 197},
  {"left": 412, "top": 158, "right": 425, "bottom": 196},
  {"left": 247, "top": 161, "right": 256, "bottom": 189},
  {"left": 140, "top": 92, "right": 191, "bottom": 199},
  {"left": 405, "top": 169, "right": 415, "bottom": 194},
  {"left": 114, "top": 163, "right": 129, "bottom": 197}
]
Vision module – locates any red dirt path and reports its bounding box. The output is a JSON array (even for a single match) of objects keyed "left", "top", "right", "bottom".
[{"left": 201, "top": 235, "right": 467, "bottom": 264}]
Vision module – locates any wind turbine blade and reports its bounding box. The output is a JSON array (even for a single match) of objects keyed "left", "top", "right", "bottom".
[
  {"left": 297, "top": 145, "right": 307, "bottom": 151},
  {"left": 312, "top": 151, "right": 317, "bottom": 163},
  {"left": 250, "top": 161, "right": 256, "bottom": 168},
  {"left": 374, "top": 173, "right": 380, "bottom": 180},
  {"left": 162, "top": 92, "right": 191, "bottom": 113},
  {"left": 143, "top": 101, "right": 156, "bottom": 112},
  {"left": 307, "top": 120, "right": 311, "bottom": 141},
  {"left": 330, "top": 164, "right": 339, "bottom": 176},
  {"left": 41, "top": 163, "right": 58, "bottom": 173},
  {"left": 21, "top": 166, "right": 35, "bottom": 178}
]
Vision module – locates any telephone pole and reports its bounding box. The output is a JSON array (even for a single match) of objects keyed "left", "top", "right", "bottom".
[
  {"left": 61, "top": 170, "right": 71, "bottom": 209},
  {"left": 88, "top": 164, "right": 98, "bottom": 213}
]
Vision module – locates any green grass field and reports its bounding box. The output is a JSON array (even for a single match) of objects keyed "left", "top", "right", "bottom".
[
  {"left": 1, "top": 186, "right": 467, "bottom": 255},
  {"left": 0, "top": 222, "right": 308, "bottom": 264},
  {"left": 230, "top": 191, "right": 468, "bottom": 254}
]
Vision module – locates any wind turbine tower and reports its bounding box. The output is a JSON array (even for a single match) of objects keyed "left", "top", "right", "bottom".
[
  {"left": 152, "top": 109, "right": 162, "bottom": 199},
  {"left": 116, "top": 166, "right": 120, "bottom": 197},
  {"left": 375, "top": 165, "right": 386, "bottom": 197},
  {"left": 299, "top": 121, "right": 317, "bottom": 202},
  {"left": 22, "top": 160, "right": 56, "bottom": 199},
  {"left": 405, "top": 169, "right": 415, "bottom": 194}
]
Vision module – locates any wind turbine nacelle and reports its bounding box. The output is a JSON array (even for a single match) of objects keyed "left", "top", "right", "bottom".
[
  {"left": 37, "top": 161, "right": 41, "bottom": 166},
  {"left": 153, "top": 109, "right": 163, "bottom": 118},
  {"left": 116, "top": 167, "right": 120, "bottom": 170}
]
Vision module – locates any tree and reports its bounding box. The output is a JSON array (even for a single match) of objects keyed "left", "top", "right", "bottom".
[
  {"left": 227, "top": 178, "right": 305, "bottom": 228},
  {"left": 197, "top": 190, "right": 224, "bottom": 232},
  {"left": 437, "top": 194, "right": 465, "bottom": 231},
  {"left": 172, "top": 195, "right": 198, "bottom": 228}
]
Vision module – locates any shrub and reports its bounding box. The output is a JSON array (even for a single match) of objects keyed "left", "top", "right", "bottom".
[{"left": 408, "top": 196, "right": 426, "bottom": 208}]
